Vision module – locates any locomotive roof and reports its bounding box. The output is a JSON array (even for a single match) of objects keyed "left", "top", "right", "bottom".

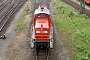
[{"left": 34, "top": 6, "right": 50, "bottom": 15}]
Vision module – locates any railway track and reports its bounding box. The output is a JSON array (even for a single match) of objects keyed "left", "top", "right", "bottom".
[
  {"left": 29, "top": 0, "right": 50, "bottom": 60},
  {"left": 0, "top": 0, "right": 10, "bottom": 11},
  {"left": 0, "top": 0, "right": 14, "bottom": 18},
  {"left": 35, "top": 48, "right": 50, "bottom": 60},
  {"left": 0, "top": 0, "right": 27, "bottom": 38},
  {"left": 29, "top": 0, "right": 69, "bottom": 60},
  {"left": 61, "top": 0, "right": 90, "bottom": 18}
]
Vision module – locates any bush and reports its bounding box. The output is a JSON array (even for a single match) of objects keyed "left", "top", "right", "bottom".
[
  {"left": 76, "top": 45, "right": 86, "bottom": 52},
  {"left": 68, "top": 10, "right": 74, "bottom": 17},
  {"left": 81, "top": 14, "right": 87, "bottom": 18},
  {"left": 15, "top": 20, "right": 25, "bottom": 32}
]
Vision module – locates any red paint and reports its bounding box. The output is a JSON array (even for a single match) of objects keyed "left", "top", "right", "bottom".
[
  {"left": 85, "top": 0, "right": 90, "bottom": 4},
  {"left": 33, "top": 7, "right": 51, "bottom": 41}
]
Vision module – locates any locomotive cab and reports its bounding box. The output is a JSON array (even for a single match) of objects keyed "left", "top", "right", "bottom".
[
  {"left": 31, "top": 5, "right": 53, "bottom": 49},
  {"left": 85, "top": 0, "right": 90, "bottom": 4}
]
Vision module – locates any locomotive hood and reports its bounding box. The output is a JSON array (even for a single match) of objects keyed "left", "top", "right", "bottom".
[{"left": 35, "top": 18, "right": 49, "bottom": 29}]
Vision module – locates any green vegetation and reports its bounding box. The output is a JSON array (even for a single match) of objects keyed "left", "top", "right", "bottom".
[
  {"left": 14, "top": 20, "right": 25, "bottom": 32},
  {"left": 52, "top": 0, "right": 90, "bottom": 60},
  {"left": 24, "top": 5, "right": 29, "bottom": 13},
  {"left": 14, "top": 5, "right": 29, "bottom": 32}
]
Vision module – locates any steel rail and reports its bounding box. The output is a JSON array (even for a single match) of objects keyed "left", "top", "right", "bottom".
[
  {"left": 0, "top": 0, "right": 10, "bottom": 11},
  {"left": 0, "top": 0, "right": 18, "bottom": 23},
  {"left": 0, "top": 0, "right": 21, "bottom": 31},
  {"left": 35, "top": 48, "right": 50, "bottom": 60},
  {"left": 0, "top": 0, "right": 27, "bottom": 38}
]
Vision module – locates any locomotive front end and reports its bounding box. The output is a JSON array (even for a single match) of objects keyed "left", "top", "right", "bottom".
[{"left": 30, "top": 5, "right": 53, "bottom": 49}]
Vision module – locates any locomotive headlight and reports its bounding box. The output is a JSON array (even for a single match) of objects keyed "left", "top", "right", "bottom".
[
  {"left": 36, "top": 30, "right": 48, "bottom": 33},
  {"left": 36, "top": 30, "right": 40, "bottom": 33},
  {"left": 44, "top": 31, "right": 48, "bottom": 33}
]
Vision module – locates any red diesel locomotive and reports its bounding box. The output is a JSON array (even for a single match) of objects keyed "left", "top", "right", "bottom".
[
  {"left": 85, "top": 0, "right": 90, "bottom": 4},
  {"left": 30, "top": 5, "right": 53, "bottom": 49}
]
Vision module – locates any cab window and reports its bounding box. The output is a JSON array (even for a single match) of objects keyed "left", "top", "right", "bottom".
[
  {"left": 44, "top": 14, "right": 49, "bottom": 18},
  {"left": 36, "top": 14, "right": 40, "bottom": 18}
]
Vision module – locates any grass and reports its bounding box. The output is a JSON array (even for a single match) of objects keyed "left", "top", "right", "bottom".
[
  {"left": 14, "top": 5, "right": 29, "bottom": 32},
  {"left": 52, "top": 0, "right": 90, "bottom": 60}
]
